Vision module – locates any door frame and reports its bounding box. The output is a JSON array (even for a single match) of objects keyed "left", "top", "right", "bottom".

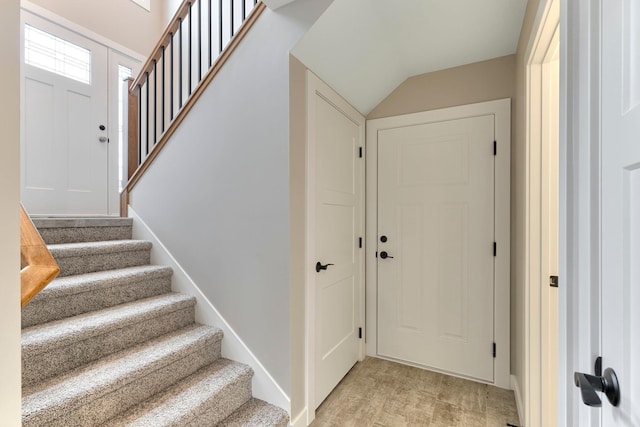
[
  {"left": 365, "top": 98, "right": 511, "bottom": 389},
  {"left": 559, "top": 0, "right": 602, "bottom": 425},
  {"left": 304, "top": 71, "right": 366, "bottom": 425},
  {"left": 524, "top": 0, "right": 560, "bottom": 425},
  {"left": 20, "top": 0, "right": 143, "bottom": 216}
]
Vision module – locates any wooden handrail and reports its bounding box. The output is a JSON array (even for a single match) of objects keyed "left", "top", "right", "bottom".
[{"left": 20, "top": 204, "right": 60, "bottom": 307}]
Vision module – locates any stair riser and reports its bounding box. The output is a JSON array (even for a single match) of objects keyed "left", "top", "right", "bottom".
[
  {"left": 23, "top": 334, "right": 222, "bottom": 427},
  {"left": 184, "top": 377, "right": 252, "bottom": 427},
  {"left": 22, "top": 274, "right": 172, "bottom": 328},
  {"left": 38, "top": 226, "right": 133, "bottom": 245},
  {"left": 54, "top": 250, "right": 151, "bottom": 277},
  {"left": 22, "top": 306, "right": 197, "bottom": 388}
]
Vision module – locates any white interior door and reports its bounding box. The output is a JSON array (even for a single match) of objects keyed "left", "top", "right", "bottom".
[
  {"left": 377, "top": 114, "right": 495, "bottom": 382},
  {"left": 307, "top": 72, "right": 364, "bottom": 411},
  {"left": 599, "top": 0, "right": 640, "bottom": 424},
  {"left": 21, "top": 12, "right": 109, "bottom": 215}
]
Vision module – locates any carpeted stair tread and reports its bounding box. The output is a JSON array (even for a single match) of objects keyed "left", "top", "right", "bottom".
[
  {"left": 22, "top": 324, "right": 223, "bottom": 427},
  {"left": 49, "top": 240, "right": 152, "bottom": 277},
  {"left": 103, "top": 359, "right": 253, "bottom": 426},
  {"left": 33, "top": 217, "right": 133, "bottom": 244},
  {"left": 22, "top": 265, "right": 174, "bottom": 328},
  {"left": 22, "top": 293, "right": 197, "bottom": 388},
  {"left": 48, "top": 239, "right": 152, "bottom": 257},
  {"left": 218, "top": 398, "right": 289, "bottom": 427}
]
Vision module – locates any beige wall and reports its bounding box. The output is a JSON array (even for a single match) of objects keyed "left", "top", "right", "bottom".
[
  {"left": 0, "top": 0, "right": 23, "bottom": 424},
  {"left": 28, "top": 0, "right": 166, "bottom": 55},
  {"left": 367, "top": 55, "right": 516, "bottom": 119},
  {"left": 289, "top": 54, "right": 307, "bottom": 422},
  {"left": 512, "top": 0, "right": 542, "bottom": 415}
]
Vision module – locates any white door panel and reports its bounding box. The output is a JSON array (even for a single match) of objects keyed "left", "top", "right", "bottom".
[
  {"left": 21, "top": 12, "right": 109, "bottom": 215},
  {"left": 377, "top": 115, "right": 495, "bottom": 382},
  {"left": 308, "top": 73, "right": 364, "bottom": 411},
  {"left": 600, "top": 0, "right": 640, "bottom": 424}
]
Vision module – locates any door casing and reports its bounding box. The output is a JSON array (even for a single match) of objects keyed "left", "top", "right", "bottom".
[
  {"left": 366, "top": 99, "right": 511, "bottom": 389},
  {"left": 305, "top": 70, "right": 366, "bottom": 425},
  {"left": 524, "top": 0, "right": 560, "bottom": 425}
]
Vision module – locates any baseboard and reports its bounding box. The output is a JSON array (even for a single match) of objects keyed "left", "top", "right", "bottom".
[
  {"left": 290, "top": 407, "right": 308, "bottom": 427},
  {"left": 129, "top": 207, "right": 290, "bottom": 414},
  {"left": 511, "top": 374, "right": 525, "bottom": 426}
]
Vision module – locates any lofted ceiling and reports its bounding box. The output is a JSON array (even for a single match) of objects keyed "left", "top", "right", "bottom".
[{"left": 291, "top": 0, "right": 528, "bottom": 114}]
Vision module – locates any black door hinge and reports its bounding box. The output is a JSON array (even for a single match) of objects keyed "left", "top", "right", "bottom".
[
  {"left": 359, "top": 147, "right": 363, "bottom": 158},
  {"left": 358, "top": 327, "right": 362, "bottom": 339},
  {"left": 493, "top": 242, "right": 497, "bottom": 257},
  {"left": 493, "top": 342, "right": 496, "bottom": 358},
  {"left": 493, "top": 140, "right": 497, "bottom": 155},
  {"left": 359, "top": 237, "right": 362, "bottom": 248},
  {"left": 550, "top": 275, "right": 559, "bottom": 287}
]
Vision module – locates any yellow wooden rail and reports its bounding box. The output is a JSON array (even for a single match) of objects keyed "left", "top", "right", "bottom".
[{"left": 20, "top": 204, "right": 59, "bottom": 307}]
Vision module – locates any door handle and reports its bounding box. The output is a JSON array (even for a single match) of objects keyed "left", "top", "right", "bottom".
[
  {"left": 379, "top": 251, "right": 394, "bottom": 259},
  {"left": 574, "top": 364, "right": 620, "bottom": 407},
  {"left": 98, "top": 136, "right": 108, "bottom": 143},
  {"left": 315, "top": 262, "right": 334, "bottom": 273}
]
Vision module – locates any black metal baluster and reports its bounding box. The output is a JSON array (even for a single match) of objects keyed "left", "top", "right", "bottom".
[
  {"left": 219, "top": 0, "right": 223, "bottom": 53},
  {"left": 188, "top": 2, "right": 193, "bottom": 95},
  {"left": 138, "top": 84, "right": 142, "bottom": 165},
  {"left": 153, "top": 60, "right": 157, "bottom": 144},
  {"left": 198, "top": 0, "right": 202, "bottom": 82},
  {"left": 145, "top": 72, "right": 149, "bottom": 157},
  {"left": 170, "top": 33, "right": 174, "bottom": 120},
  {"left": 179, "top": 18, "right": 183, "bottom": 109},
  {"left": 242, "top": 0, "right": 246, "bottom": 20},
  {"left": 161, "top": 46, "right": 165, "bottom": 133}
]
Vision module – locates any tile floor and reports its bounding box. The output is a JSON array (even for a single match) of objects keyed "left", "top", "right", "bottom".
[{"left": 310, "top": 357, "right": 521, "bottom": 427}]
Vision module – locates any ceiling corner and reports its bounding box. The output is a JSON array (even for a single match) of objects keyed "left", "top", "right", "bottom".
[{"left": 261, "top": 0, "right": 300, "bottom": 10}]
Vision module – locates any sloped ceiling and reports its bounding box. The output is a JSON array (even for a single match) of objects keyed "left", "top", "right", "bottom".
[{"left": 291, "top": 0, "right": 528, "bottom": 114}]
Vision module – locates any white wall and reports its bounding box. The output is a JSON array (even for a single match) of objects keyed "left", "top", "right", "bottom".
[
  {"left": 163, "top": 0, "right": 182, "bottom": 25},
  {"left": 0, "top": 0, "right": 23, "bottom": 424},
  {"left": 129, "top": 0, "right": 332, "bottom": 397}
]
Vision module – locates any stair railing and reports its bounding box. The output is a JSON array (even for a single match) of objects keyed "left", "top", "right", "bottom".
[
  {"left": 121, "top": 0, "right": 266, "bottom": 215},
  {"left": 20, "top": 204, "right": 60, "bottom": 307}
]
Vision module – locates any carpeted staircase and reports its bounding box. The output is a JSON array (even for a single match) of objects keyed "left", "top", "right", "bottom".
[{"left": 21, "top": 217, "right": 289, "bottom": 427}]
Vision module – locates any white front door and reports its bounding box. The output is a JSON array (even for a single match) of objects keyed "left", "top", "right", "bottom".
[
  {"left": 307, "top": 72, "right": 365, "bottom": 411},
  {"left": 20, "top": 12, "right": 109, "bottom": 215},
  {"left": 599, "top": 0, "right": 640, "bottom": 424},
  {"left": 377, "top": 114, "right": 495, "bottom": 382}
]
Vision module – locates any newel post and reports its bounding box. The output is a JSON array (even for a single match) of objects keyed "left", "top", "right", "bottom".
[{"left": 121, "top": 77, "right": 138, "bottom": 217}]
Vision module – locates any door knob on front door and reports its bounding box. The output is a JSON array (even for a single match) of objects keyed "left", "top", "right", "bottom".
[
  {"left": 316, "top": 262, "right": 334, "bottom": 272},
  {"left": 98, "top": 136, "right": 108, "bottom": 143},
  {"left": 574, "top": 366, "right": 620, "bottom": 407},
  {"left": 379, "top": 251, "right": 394, "bottom": 259}
]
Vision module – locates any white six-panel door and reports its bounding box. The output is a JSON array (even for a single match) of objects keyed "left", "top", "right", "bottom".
[
  {"left": 377, "top": 115, "right": 496, "bottom": 382},
  {"left": 21, "top": 12, "right": 109, "bottom": 215},
  {"left": 307, "top": 71, "right": 365, "bottom": 414}
]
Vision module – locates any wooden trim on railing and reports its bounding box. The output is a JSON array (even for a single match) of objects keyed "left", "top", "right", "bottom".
[
  {"left": 20, "top": 204, "right": 60, "bottom": 307},
  {"left": 125, "top": 1, "right": 267, "bottom": 194}
]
